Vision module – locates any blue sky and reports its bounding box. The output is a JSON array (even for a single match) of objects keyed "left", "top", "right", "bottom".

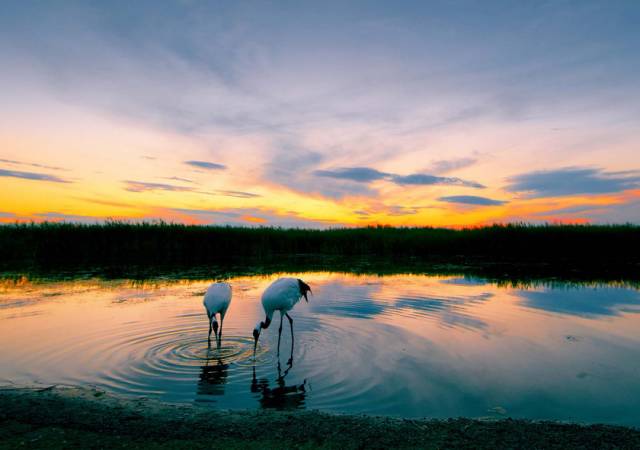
[{"left": 1, "top": 1, "right": 639, "bottom": 226}]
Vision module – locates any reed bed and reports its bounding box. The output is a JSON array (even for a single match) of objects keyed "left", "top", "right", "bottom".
[{"left": 1, "top": 222, "right": 638, "bottom": 271}]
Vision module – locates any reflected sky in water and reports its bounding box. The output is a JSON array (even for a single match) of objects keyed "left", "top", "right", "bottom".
[{"left": 1, "top": 273, "right": 640, "bottom": 425}]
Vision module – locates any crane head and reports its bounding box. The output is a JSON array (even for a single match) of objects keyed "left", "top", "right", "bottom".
[
  {"left": 253, "top": 317, "right": 270, "bottom": 353},
  {"left": 253, "top": 326, "right": 260, "bottom": 353},
  {"left": 298, "top": 279, "right": 312, "bottom": 302}
]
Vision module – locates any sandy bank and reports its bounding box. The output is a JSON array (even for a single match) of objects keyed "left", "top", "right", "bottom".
[{"left": 1, "top": 385, "right": 639, "bottom": 449}]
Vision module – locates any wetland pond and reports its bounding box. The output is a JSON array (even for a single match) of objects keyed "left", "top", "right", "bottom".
[{"left": 1, "top": 272, "right": 640, "bottom": 426}]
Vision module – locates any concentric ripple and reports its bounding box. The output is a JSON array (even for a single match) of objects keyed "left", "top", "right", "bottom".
[{"left": 85, "top": 319, "right": 261, "bottom": 399}]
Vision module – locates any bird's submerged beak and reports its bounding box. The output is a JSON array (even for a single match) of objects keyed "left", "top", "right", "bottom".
[{"left": 253, "top": 328, "right": 260, "bottom": 353}]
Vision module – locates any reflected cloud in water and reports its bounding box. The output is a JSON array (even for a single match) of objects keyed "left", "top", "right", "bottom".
[
  {"left": 393, "top": 293, "right": 493, "bottom": 331},
  {"left": 309, "top": 281, "right": 384, "bottom": 318},
  {"left": 309, "top": 278, "right": 494, "bottom": 332},
  {"left": 518, "top": 287, "right": 640, "bottom": 317}
]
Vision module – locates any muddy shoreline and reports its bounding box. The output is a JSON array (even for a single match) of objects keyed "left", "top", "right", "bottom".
[{"left": 1, "top": 386, "right": 639, "bottom": 449}]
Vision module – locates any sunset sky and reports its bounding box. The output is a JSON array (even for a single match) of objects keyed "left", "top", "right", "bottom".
[{"left": 1, "top": 1, "right": 639, "bottom": 227}]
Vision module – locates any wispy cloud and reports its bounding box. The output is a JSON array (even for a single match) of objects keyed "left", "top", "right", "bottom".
[
  {"left": 314, "top": 166, "right": 484, "bottom": 189},
  {"left": 533, "top": 204, "right": 605, "bottom": 216},
  {"left": 0, "top": 168, "right": 70, "bottom": 183},
  {"left": 0, "top": 211, "right": 16, "bottom": 218},
  {"left": 184, "top": 160, "right": 226, "bottom": 171},
  {"left": 428, "top": 157, "right": 478, "bottom": 174},
  {"left": 0, "top": 158, "right": 65, "bottom": 171},
  {"left": 214, "top": 190, "right": 261, "bottom": 199},
  {"left": 386, "top": 205, "right": 421, "bottom": 216},
  {"left": 438, "top": 195, "right": 506, "bottom": 206},
  {"left": 124, "top": 180, "right": 258, "bottom": 199},
  {"left": 506, "top": 167, "right": 640, "bottom": 198},
  {"left": 534, "top": 198, "right": 640, "bottom": 224},
  {"left": 124, "top": 180, "right": 194, "bottom": 193},
  {"left": 162, "top": 176, "right": 194, "bottom": 184},
  {"left": 392, "top": 174, "right": 484, "bottom": 188},
  {"left": 313, "top": 167, "right": 389, "bottom": 182}
]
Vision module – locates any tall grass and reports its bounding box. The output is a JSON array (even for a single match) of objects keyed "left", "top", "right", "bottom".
[{"left": 1, "top": 222, "right": 638, "bottom": 271}]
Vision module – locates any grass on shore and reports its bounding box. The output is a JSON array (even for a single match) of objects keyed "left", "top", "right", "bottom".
[{"left": 1, "top": 222, "right": 639, "bottom": 271}]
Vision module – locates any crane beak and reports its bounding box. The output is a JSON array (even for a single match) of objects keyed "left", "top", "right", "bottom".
[
  {"left": 253, "top": 328, "right": 260, "bottom": 353},
  {"left": 304, "top": 288, "right": 312, "bottom": 302}
]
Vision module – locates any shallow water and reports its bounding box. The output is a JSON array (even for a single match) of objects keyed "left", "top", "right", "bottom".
[{"left": 1, "top": 272, "right": 640, "bottom": 425}]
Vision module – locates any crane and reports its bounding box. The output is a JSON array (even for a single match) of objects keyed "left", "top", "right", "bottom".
[
  {"left": 253, "top": 277, "right": 312, "bottom": 358},
  {"left": 203, "top": 282, "right": 232, "bottom": 347}
]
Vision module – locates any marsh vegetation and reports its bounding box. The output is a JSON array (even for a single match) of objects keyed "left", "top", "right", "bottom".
[{"left": 1, "top": 223, "right": 639, "bottom": 281}]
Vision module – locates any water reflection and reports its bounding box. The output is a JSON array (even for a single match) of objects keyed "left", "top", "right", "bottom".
[
  {"left": 197, "top": 352, "right": 229, "bottom": 398},
  {"left": 1, "top": 272, "right": 640, "bottom": 425},
  {"left": 251, "top": 359, "right": 307, "bottom": 410},
  {"left": 519, "top": 287, "right": 640, "bottom": 317}
]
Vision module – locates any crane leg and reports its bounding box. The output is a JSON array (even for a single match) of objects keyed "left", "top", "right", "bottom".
[
  {"left": 285, "top": 313, "right": 294, "bottom": 364},
  {"left": 207, "top": 314, "right": 213, "bottom": 347},
  {"left": 277, "top": 312, "right": 284, "bottom": 356},
  {"left": 218, "top": 315, "right": 224, "bottom": 348}
]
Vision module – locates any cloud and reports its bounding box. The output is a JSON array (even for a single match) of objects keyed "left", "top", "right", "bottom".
[
  {"left": 544, "top": 205, "right": 604, "bottom": 215},
  {"left": 162, "top": 176, "right": 194, "bottom": 183},
  {"left": 387, "top": 206, "right": 420, "bottom": 216},
  {"left": 533, "top": 204, "right": 607, "bottom": 217},
  {"left": 392, "top": 174, "right": 485, "bottom": 189},
  {"left": 0, "top": 212, "right": 16, "bottom": 218},
  {"left": 314, "top": 166, "right": 484, "bottom": 189},
  {"left": 0, "top": 168, "right": 70, "bottom": 183},
  {"left": 438, "top": 195, "right": 506, "bottom": 206},
  {"left": 124, "top": 180, "right": 258, "bottom": 199},
  {"left": 214, "top": 190, "right": 261, "bottom": 199},
  {"left": 123, "top": 180, "right": 194, "bottom": 193},
  {"left": 0, "top": 158, "right": 65, "bottom": 171},
  {"left": 264, "top": 147, "right": 375, "bottom": 199},
  {"left": 540, "top": 199, "right": 640, "bottom": 224},
  {"left": 428, "top": 157, "right": 478, "bottom": 174},
  {"left": 506, "top": 167, "right": 640, "bottom": 198},
  {"left": 184, "top": 160, "right": 226, "bottom": 170},
  {"left": 313, "top": 167, "right": 390, "bottom": 182},
  {"left": 588, "top": 199, "right": 640, "bottom": 224}
]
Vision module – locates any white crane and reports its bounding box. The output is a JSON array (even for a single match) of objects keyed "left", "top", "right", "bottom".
[
  {"left": 253, "top": 277, "right": 312, "bottom": 357},
  {"left": 203, "top": 282, "right": 232, "bottom": 347}
]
